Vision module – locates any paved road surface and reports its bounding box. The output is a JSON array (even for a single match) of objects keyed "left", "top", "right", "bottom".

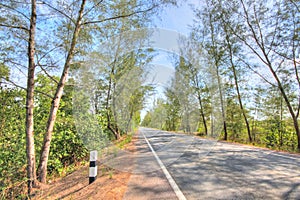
[{"left": 121, "top": 127, "right": 300, "bottom": 199}]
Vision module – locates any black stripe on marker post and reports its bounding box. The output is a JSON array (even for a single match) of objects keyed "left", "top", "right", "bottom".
[
  {"left": 89, "top": 161, "right": 96, "bottom": 167},
  {"left": 89, "top": 176, "right": 96, "bottom": 184}
]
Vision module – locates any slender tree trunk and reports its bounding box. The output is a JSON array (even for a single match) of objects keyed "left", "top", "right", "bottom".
[
  {"left": 259, "top": 29, "right": 300, "bottom": 150},
  {"left": 194, "top": 74, "right": 208, "bottom": 135},
  {"left": 234, "top": 71, "right": 252, "bottom": 142},
  {"left": 105, "top": 66, "right": 121, "bottom": 140},
  {"left": 216, "top": 66, "right": 228, "bottom": 140},
  {"left": 271, "top": 68, "right": 300, "bottom": 151},
  {"left": 221, "top": 15, "right": 252, "bottom": 141},
  {"left": 280, "top": 94, "right": 283, "bottom": 147},
  {"left": 210, "top": 111, "right": 214, "bottom": 136},
  {"left": 37, "top": 0, "right": 86, "bottom": 183},
  {"left": 265, "top": 53, "right": 300, "bottom": 151},
  {"left": 112, "top": 81, "right": 120, "bottom": 137},
  {"left": 197, "top": 91, "right": 208, "bottom": 135},
  {"left": 226, "top": 36, "right": 252, "bottom": 142},
  {"left": 296, "top": 122, "right": 300, "bottom": 151},
  {"left": 26, "top": 0, "right": 37, "bottom": 195},
  {"left": 265, "top": 59, "right": 300, "bottom": 151},
  {"left": 239, "top": 0, "right": 300, "bottom": 150},
  {"left": 126, "top": 108, "right": 134, "bottom": 133},
  {"left": 108, "top": 124, "right": 120, "bottom": 140},
  {"left": 207, "top": 11, "right": 228, "bottom": 140},
  {"left": 105, "top": 33, "right": 125, "bottom": 140}
]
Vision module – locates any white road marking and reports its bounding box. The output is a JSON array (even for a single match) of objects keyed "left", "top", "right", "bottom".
[
  {"left": 219, "top": 141, "right": 300, "bottom": 161},
  {"left": 142, "top": 132, "right": 187, "bottom": 200},
  {"left": 261, "top": 151, "right": 300, "bottom": 160},
  {"left": 233, "top": 146, "right": 300, "bottom": 161}
]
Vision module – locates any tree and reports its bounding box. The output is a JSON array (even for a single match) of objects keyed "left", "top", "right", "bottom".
[
  {"left": 112, "top": 50, "right": 155, "bottom": 135},
  {"left": 38, "top": 0, "right": 86, "bottom": 183},
  {"left": 141, "top": 111, "right": 152, "bottom": 127},
  {"left": 25, "top": 0, "right": 37, "bottom": 193},
  {"left": 164, "top": 87, "right": 181, "bottom": 131},
  {"left": 37, "top": 0, "right": 177, "bottom": 184},
  {"left": 0, "top": 0, "right": 179, "bottom": 194},
  {"left": 176, "top": 42, "right": 211, "bottom": 135},
  {"left": 230, "top": 0, "right": 300, "bottom": 150},
  {"left": 191, "top": 0, "right": 300, "bottom": 149},
  {"left": 218, "top": 2, "right": 252, "bottom": 142},
  {"left": 0, "top": 85, "right": 27, "bottom": 198},
  {"left": 192, "top": 0, "right": 228, "bottom": 139},
  {"left": 147, "top": 98, "right": 168, "bottom": 129}
]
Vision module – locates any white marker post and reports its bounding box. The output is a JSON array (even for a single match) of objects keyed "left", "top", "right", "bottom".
[{"left": 89, "top": 150, "right": 98, "bottom": 184}]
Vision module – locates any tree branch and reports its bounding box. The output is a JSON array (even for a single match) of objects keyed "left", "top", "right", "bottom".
[
  {"left": 238, "top": 57, "right": 277, "bottom": 87},
  {"left": 289, "top": 0, "right": 300, "bottom": 13},
  {"left": 83, "top": 5, "right": 157, "bottom": 25},
  {"left": 5, "top": 80, "right": 54, "bottom": 99},
  {"left": 267, "top": 47, "right": 300, "bottom": 65},
  {"left": 82, "top": 0, "right": 104, "bottom": 18},
  {"left": 36, "top": 62, "right": 59, "bottom": 85},
  {"left": 40, "top": 1, "right": 75, "bottom": 24},
  {"left": 35, "top": 45, "right": 62, "bottom": 85},
  {"left": 0, "top": 2, "right": 30, "bottom": 20},
  {"left": 0, "top": 23, "right": 29, "bottom": 32}
]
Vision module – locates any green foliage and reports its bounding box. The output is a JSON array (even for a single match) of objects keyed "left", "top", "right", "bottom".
[
  {"left": 164, "top": 88, "right": 181, "bottom": 131},
  {"left": 0, "top": 87, "right": 27, "bottom": 198},
  {"left": 0, "top": 0, "right": 299, "bottom": 198},
  {"left": 141, "top": 111, "right": 152, "bottom": 127},
  {"left": 0, "top": 75, "right": 89, "bottom": 198},
  {"left": 0, "top": 0, "right": 177, "bottom": 197},
  {"left": 189, "top": 0, "right": 300, "bottom": 150},
  {"left": 115, "top": 134, "right": 133, "bottom": 149},
  {"left": 226, "top": 98, "right": 244, "bottom": 140},
  {"left": 33, "top": 75, "right": 89, "bottom": 175},
  {"left": 0, "top": 64, "right": 10, "bottom": 82}
]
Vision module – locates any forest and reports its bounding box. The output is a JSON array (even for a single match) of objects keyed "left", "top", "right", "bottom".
[
  {"left": 0, "top": 0, "right": 299, "bottom": 199},
  {"left": 142, "top": 0, "right": 300, "bottom": 153}
]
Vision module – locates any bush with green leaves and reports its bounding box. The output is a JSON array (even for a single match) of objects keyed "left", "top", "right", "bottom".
[
  {"left": 0, "top": 75, "right": 89, "bottom": 198},
  {"left": 0, "top": 87, "right": 27, "bottom": 198}
]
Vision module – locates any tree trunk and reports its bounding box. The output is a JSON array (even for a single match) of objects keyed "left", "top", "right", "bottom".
[
  {"left": 260, "top": 33, "right": 300, "bottom": 150},
  {"left": 26, "top": 0, "right": 37, "bottom": 195},
  {"left": 37, "top": 0, "right": 86, "bottom": 183},
  {"left": 267, "top": 63, "right": 300, "bottom": 151},
  {"left": 108, "top": 123, "right": 120, "bottom": 140},
  {"left": 226, "top": 36, "right": 252, "bottom": 142},
  {"left": 197, "top": 91, "right": 208, "bottom": 135},
  {"left": 279, "top": 94, "right": 283, "bottom": 147},
  {"left": 216, "top": 67, "right": 228, "bottom": 140},
  {"left": 194, "top": 74, "right": 208, "bottom": 135},
  {"left": 296, "top": 121, "right": 300, "bottom": 151},
  {"left": 105, "top": 73, "right": 120, "bottom": 140},
  {"left": 126, "top": 108, "right": 134, "bottom": 133},
  {"left": 239, "top": 0, "right": 300, "bottom": 150},
  {"left": 208, "top": 11, "right": 228, "bottom": 140},
  {"left": 275, "top": 76, "right": 300, "bottom": 151}
]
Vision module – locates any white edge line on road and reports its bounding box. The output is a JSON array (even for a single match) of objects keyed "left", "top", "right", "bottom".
[
  {"left": 259, "top": 150, "right": 299, "bottom": 160},
  {"left": 142, "top": 132, "right": 187, "bottom": 200},
  {"left": 219, "top": 141, "right": 300, "bottom": 161}
]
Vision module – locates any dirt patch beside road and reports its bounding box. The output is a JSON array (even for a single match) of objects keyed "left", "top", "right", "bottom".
[{"left": 33, "top": 135, "right": 137, "bottom": 200}]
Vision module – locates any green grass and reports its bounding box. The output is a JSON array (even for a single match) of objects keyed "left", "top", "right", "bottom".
[{"left": 115, "top": 134, "right": 133, "bottom": 149}]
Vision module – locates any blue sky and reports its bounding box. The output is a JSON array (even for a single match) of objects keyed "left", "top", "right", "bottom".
[
  {"left": 140, "top": 1, "right": 203, "bottom": 118},
  {"left": 153, "top": 0, "right": 203, "bottom": 35},
  {"left": 149, "top": 0, "right": 203, "bottom": 68}
]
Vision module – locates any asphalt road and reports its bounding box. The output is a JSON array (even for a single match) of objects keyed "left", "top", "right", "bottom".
[{"left": 122, "top": 127, "right": 300, "bottom": 200}]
